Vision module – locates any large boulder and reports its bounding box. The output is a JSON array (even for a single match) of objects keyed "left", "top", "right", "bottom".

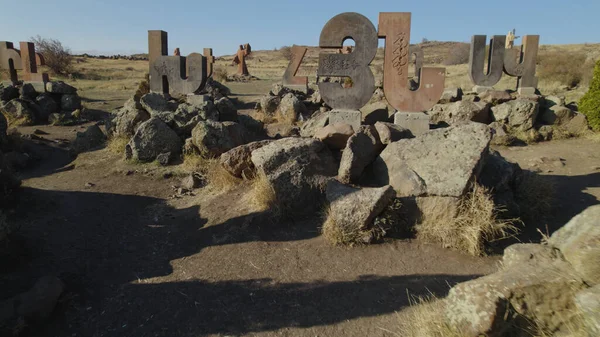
[
  {"left": 373, "top": 123, "right": 492, "bottom": 197},
  {"left": 220, "top": 140, "right": 272, "bottom": 178},
  {"left": 299, "top": 111, "right": 330, "bottom": 137},
  {"left": 374, "top": 122, "right": 413, "bottom": 144},
  {"left": 478, "top": 90, "right": 513, "bottom": 104},
  {"left": 575, "top": 285, "right": 600, "bottom": 335},
  {"left": 251, "top": 138, "right": 337, "bottom": 214},
  {"left": 191, "top": 120, "right": 247, "bottom": 157},
  {"left": 61, "top": 94, "right": 81, "bottom": 112},
  {"left": 172, "top": 100, "right": 218, "bottom": 136},
  {"left": 35, "top": 93, "right": 59, "bottom": 117},
  {"left": 428, "top": 101, "right": 491, "bottom": 125},
  {"left": 314, "top": 123, "right": 354, "bottom": 150},
  {"left": 258, "top": 95, "right": 280, "bottom": 115},
  {"left": 125, "top": 117, "right": 182, "bottom": 162},
  {"left": 360, "top": 101, "right": 391, "bottom": 125},
  {"left": 71, "top": 125, "right": 107, "bottom": 154},
  {"left": 549, "top": 205, "right": 600, "bottom": 285},
  {"left": 277, "top": 93, "right": 306, "bottom": 122},
  {"left": 1, "top": 99, "right": 41, "bottom": 125},
  {"left": 446, "top": 243, "right": 588, "bottom": 337},
  {"left": 19, "top": 83, "right": 38, "bottom": 100},
  {"left": 139, "top": 93, "right": 177, "bottom": 117},
  {"left": 478, "top": 150, "right": 522, "bottom": 215},
  {"left": 491, "top": 99, "right": 539, "bottom": 131},
  {"left": 338, "top": 125, "right": 384, "bottom": 184},
  {"left": 539, "top": 105, "right": 575, "bottom": 125},
  {"left": 438, "top": 87, "right": 463, "bottom": 104},
  {"left": 562, "top": 112, "right": 590, "bottom": 135},
  {"left": 325, "top": 180, "right": 396, "bottom": 244},
  {"left": 215, "top": 97, "right": 238, "bottom": 122},
  {"left": 45, "top": 81, "right": 77, "bottom": 94},
  {"left": 111, "top": 98, "right": 151, "bottom": 137},
  {"left": 202, "top": 78, "right": 231, "bottom": 100},
  {"left": 0, "top": 85, "right": 19, "bottom": 103}
]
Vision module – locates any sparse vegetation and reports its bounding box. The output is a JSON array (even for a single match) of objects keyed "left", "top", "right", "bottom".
[
  {"left": 183, "top": 153, "right": 240, "bottom": 192},
  {"left": 279, "top": 46, "right": 293, "bottom": 61},
  {"left": 106, "top": 136, "right": 129, "bottom": 155},
  {"left": 579, "top": 59, "right": 600, "bottom": 131},
  {"left": 416, "top": 184, "right": 520, "bottom": 256},
  {"left": 515, "top": 171, "right": 556, "bottom": 224},
  {"left": 31, "top": 35, "right": 73, "bottom": 75},
  {"left": 250, "top": 171, "right": 278, "bottom": 215},
  {"left": 397, "top": 295, "right": 465, "bottom": 337},
  {"left": 213, "top": 66, "right": 228, "bottom": 82},
  {"left": 442, "top": 43, "right": 470, "bottom": 66},
  {"left": 538, "top": 51, "right": 594, "bottom": 88}
]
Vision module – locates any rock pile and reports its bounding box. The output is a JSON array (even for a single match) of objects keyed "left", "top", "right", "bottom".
[{"left": 0, "top": 81, "right": 84, "bottom": 126}]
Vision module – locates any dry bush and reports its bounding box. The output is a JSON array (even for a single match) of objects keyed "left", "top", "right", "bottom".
[
  {"left": 397, "top": 295, "right": 465, "bottom": 337},
  {"left": 31, "top": 35, "right": 73, "bottom": 75},
  {"left": 183, "top": 153, "right": 240, "bottom": 192},
  {"left": 538, "top": 51, "right": 594, "bottom": 88},
  {"left": 213, "top": 66, "right": 228, "bottom": 83},
  {"left": 515, "top": 171, "right": 555, "bottom": 224},
  {"left": 416, "top": 184, "right": 520, "bottom": 256},
  {"left": 280, "top": 46, "right": 293, "bottom": 61},
  {"left": 250, "top": 171, "right": 279, "bottom": 215},
  {"left": 106, "top": 136, "right": 129, "bottom": 155},
  {"left": 443, "top": 43, "right": 470, "bottom": 66}
]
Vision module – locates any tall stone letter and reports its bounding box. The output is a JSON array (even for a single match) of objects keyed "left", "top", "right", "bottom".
[
  {"left": 0, "top": 42, "right": 22, "bottom": 84},
  {"left": 19, "top": 42, "right": 49, "bottom": 82},
  {"left": 317, "top": 12, "right": 378, "bottom": 110},
  {"left": 148, "top": 30, "right": 208, "bottom": 96},
  {"left": 504, "top": 35, "right": 540, "bottom": 94},
  {"left": 378, "top": 12, "right": 445, "bottom": 112},
  {"left": 282, "top": 45, "right": 308, "bottom": 93},
  {"left": 469, "top": 35, "right": 506, "bottom": 88}
]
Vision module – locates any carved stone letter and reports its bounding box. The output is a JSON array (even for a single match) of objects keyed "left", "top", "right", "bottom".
[
  {"left": 469, "top": 35, "right": 506, "bottom": 87},
  {"left": 378, "top": 12, "right": 445, "bottom": 112},
  {"left": 20, "top": 42, "right": 49, "bottom": 82},
  {"left": 504, "top": 35, "right": 540, "bottom": 90},
  {"left": 282, "top": 45, "right": 308, "bottom": 93},
  {"left": 317, "top": 12, "right": 378, "bottom": 110},
  {"left": 0, "top": 42, "right": 22, "bottom": 84}
]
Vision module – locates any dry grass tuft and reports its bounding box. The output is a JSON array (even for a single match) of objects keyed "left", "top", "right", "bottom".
[
  {"left": 515, "top": 171, "right": 555, "bottom": 223},
  {"left": 416, "top": 184, "right": 520, "bottom": 256},
  {"left": 182, "top": 153, "right": 240, "bottom": 193},
  {"left": 538, "top": 51, "right": 594, "bottom": 88},
  {"left": 250, "top": 171, "right": 279, "bottom": 214},
  {"left": 106, "top": 136, "right": 129, "bottom": 155},
  {"left": 397, "top": 295, "right": 465, "bottom": 337},
  {"left": 213, "top": 66, "right": 228, "bottom": 83},
  {"left": 321, "top": 206, "right": 361, "bottom": 246}
]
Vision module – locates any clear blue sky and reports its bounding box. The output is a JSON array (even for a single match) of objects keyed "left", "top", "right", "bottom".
[{"left": 1, "top": 0, "right": 598, "bottom": 56}]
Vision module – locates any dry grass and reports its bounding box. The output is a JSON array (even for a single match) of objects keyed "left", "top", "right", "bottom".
[
  {"left": 538, "top": 51, "right": 594, "bottom": 88},
  {"left": 106, "top": 136, "right": 129, "bottom": 155},
  {"left": 320, "top": 205, "right": 366, "bottom": 246},
  {"left": 515, "top": 171, "right": 555, "bottom": 224},
  {"left": 397, "top": 295, "right": 465, "bottom": 337},
  {"left": 182, "top": 153, "right": 240, "bottom": 193},
  {"left": 442, "top": 43, "right": 470, "bottom": 66},
  {"left": 249, "top": 171, "right": 279, "bottom": 215},
  {"left": 416, "top": 184, "right": 520, "bottom": 256},
  {"left": 213, "top": 66, "right": 228, "bottom": 82}
]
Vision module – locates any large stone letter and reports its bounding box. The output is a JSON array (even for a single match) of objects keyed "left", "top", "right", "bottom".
[
  {"left": 0, "top": 41, "right": 22, "bottom": 84},
  {"left": 282, "top": 45, "right": 308, "bottom": 93},
  {"left": 378, "top": 12, "right": 445, "bottom": 113},
  {"left": 469, "top": 35, "right": 506, "bottom": 88},
  {"left": 20, "top": 42, "right": 49, "bottom": 83},
  {"left": 317, "top": 12, "right": 377, "bottom": 110},
  {"left": 148, "top": 30, "right": 207, "bottom": 96},
  {"left": 504, "top": 35, "right": 540, "bottom": 94}
]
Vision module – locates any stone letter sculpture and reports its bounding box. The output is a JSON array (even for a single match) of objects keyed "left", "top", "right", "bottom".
[
  {"left": 504, "top": 35, "right": 540, "bottom": 94},
  {"left": 20, "top": 42, "right": 49, "bottom": 82},
  {"left": 204, "top": 48, "right": 214, "bottom": 78},
  {"left": 469, "top": 35, "right": 506, "bottom": 88},
  {"left": 378, "top": 12, "right": 445, "bottom": 112},
  {"left": 233, "top": 44, "right": 251, "bottom": 76},
  {"left": 148, "top": 30, "right": 210, "bottom": 96},
  {"left": 282, "top": 45, "right": 308, "bottom": 93},
  {"left": 317, "top": 12, "right": 377, "bottom": 110},
  {"left": 0, "top": 41, "right": 22, "bottom": 84}
]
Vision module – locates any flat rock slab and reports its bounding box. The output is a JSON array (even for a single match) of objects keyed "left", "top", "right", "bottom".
[
  {"left": 314, "top": 123, "right": 355, "bottom": 150},
  {"left": 220, "top": 140, "right": 272, "bottom": 178},
  {"left": 374, "top": 123, "right": 492, "bottom": 197},
  {"left": 329, "top": 109, "right": 361, "bottom": 131},
  {"left": 393, "top": 112, "right": 430, "bottom": 136}
]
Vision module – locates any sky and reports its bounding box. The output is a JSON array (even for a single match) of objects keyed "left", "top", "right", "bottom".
[{"left": 1, "top": 0, "right": 599, "bottom": 56}]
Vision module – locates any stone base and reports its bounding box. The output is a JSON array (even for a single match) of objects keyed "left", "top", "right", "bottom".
[
  {"left": 472, "top": 85, "right": 494, "bottom": 94},
  {"left": 394, "top": 112, "right": 430, "bottom": 136},
  {"left": 518, "top": 87, "right": 537, "bottom": 95},
  {"left": 329, "top": 109, "right": 361, "bottom": 131},
  {"left": 186, "top": 94, "right": 211, "bottom": 105},
  {"left": 283, "top": 83, "right": 308, "bottom": 94}
]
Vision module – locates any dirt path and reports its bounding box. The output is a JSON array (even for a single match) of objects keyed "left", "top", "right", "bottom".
[{"left": 3, "top": 127, "right": 599, "bottom": 336}]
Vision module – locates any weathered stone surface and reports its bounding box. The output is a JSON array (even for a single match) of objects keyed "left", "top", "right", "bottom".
[
  {"left": 156, "top": 152, "right": 174, "bottom": 166},
  {"left": 126, "top": 117, "right": 182, "bottom": 162},
  {"left": 300, "top": 111, "right": 329, "bottom": 137},
  {"left": 549, "top": 205, "right": 600, "bottom": 285},
  {"left": 539, "top": 106, "right": 575, "bottom": 125},
  {"left": 220, "top": 140, "right": 272, "bottom": 178},
  {"left": 170, "top": 101, "right": 216, "bottom": 136},
  {"left": 61, "top": 94, "right": 81, "bottom": 112},
  {"left": 140, "top": 92, "right": 177, "bottom": 117},
  {"left": 489, "top": 121, "right": 515, "bottom": 146},
  {"left": 575, "top": 285, "right": 600, "bottom": 335},
  {"left": 374, "top": 121, "right": 413, "bottom": 144},
  {"left": 505, "top": 35, "right": 540, "bottom": 90},
  {"left": 215, "top": 97, "right": 238, "bottom": 122},
  {"left": 438, "top": 87, "right": 463, "bottom": 104},
  {"left": 251, "top": 138, "right": 337, "bottom": 213},
  {"left": 428, "top": 101, "right": 491, "bottom": 125},
  {"left": 0, "top": 85, "right": 19, "bottom": 102},
  {"left": 478, "top": 90, "right": 513, "bottom": 104},
  {"left": 1, "top": 99, "right": 40, "bottom": 124},
  {"left": 338, "top": 125, "right": 384, "bottom": 184},
  {"left": 259, "top": 95, "right": 280, "bottom": 115},
  {"left": 325, "top": 180, "right": 395, "bottom": 242},
  {"left": 19, "top": 83, "right": 38, "bottom": 100},
  {"left": 71, "top": 125, "right": 106, "bottom": 154},
  {"left": 543, "top": 95, "right": 565, "bottom": 108},
  {"left": 314, "top": 123, "right": 354, "bottom": 150},
  {"left": 538, "top": 125, "right": 553, "bottom": 141},
  {"left": 277, "top": 93, "right": 305, "bottom": 122},
  {"left": 35, "top": 93, "right": 59, "bottom": 117},
  {"left": 393, "top": 112, "right": 430, "bottom": 136},
  {"left": 329, "top": 109, "right": 361, "bottom": 131},
  {"left": 202, "top": 78, "right": 231, "bottom": 99},
  {"left": 45, "top": 81, "right": 77, "bottom": 94},
  {"left": 446, "top": 254, "right": 587, "bottom": 337},
  {"left": 112, "top": 99, "right": 151, "bottom": 137},
  {"left": 502, "top": 243, "right": 564, "bottom": 270},
  {"left": 469, "top": 35, "right": 506, "bottom": 87},
  {"left": 191, "top": 120, "right": 247, "bottom": 157},
  {"left": 181, "top": 173, "right": 203, "bottom": 190},
  {"left": 360, "top": 101, "right": 391, "bottom": 125},
  {"left": 479, "top": 149, "right": 522, "bottom": 214},
  {"left": 374, "top": 123, "right": 492, "bottom": 197},
  {"left": 264, "top": 123, "right": 299, "bottom": 138},
  {"left": 491, "top": 99, "right": 539, "bottom": 131},
  {"left": 563, "top": 112, "right": 589, "bottom": 135}
]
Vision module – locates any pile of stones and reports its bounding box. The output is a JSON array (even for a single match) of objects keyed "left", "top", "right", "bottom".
[
  {"left": 446, "top": 205, "right": 600, "bottom": 336},
  {"left": 0, "top": 81, "right": 83, "bottom": 126}
]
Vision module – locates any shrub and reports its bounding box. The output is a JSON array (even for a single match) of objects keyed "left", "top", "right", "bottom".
[
  {"left": 579, "top": 59, "right": 600, "bottom": 131},
  {"left": 415, "top": 184, "right": 520, "bottom": 256},
  {"left": 398, "top": 295, "right": 465, "bottom": 337},
  {"left": 538, "top": 51, "right": 594, "bottom": 88},
  {"left": 250, "top": 171, "right": 278, "bottom": 215},
  {"left": 30, "top": 35, "right": 73, "bottom": 75},
  {"left": 213, "top": 66, "right": 228, "bottom": 82},
  {"left": 182, "top": 153, "right": 240, "bottom": 192},
  {"left": 106, "top": 136, "right": 129, "bottom": 155},
  {"left": 442, "top": 43, "right": 470, "bottom": 65},
  {"left": 279, "top": 46, "right": 292, "bottom": 61}
]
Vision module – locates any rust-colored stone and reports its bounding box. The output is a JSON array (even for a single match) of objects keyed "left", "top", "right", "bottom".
[
  {"left": 338, "top": 46, "right": 353, "bottom": 54},
  {"left": 173, "top": 48, "right": 180, "bottom": 56},
  {"left": 504, "top": 35, "right": 540, "bottom": 90},
  {"left": 203, "top": 48, "right": 214, "bottom": 78},
  {"left": 0, "top": 41, "right": 22, "bottom": 84},
  {"left": 378, "top": 12, "right": 445, "bottom": 112},
  {"left": 232, "top": 44, "right": 251, "bottom": 76},
  {"left": 19, "top": 42, "right": 49, "bottom": 82},
  {"left": 282, "top": 45, "right": 308, "bottom": 92},
  {"left": 148, "top": 30, "right": 168, "bottom": 66},
  {"left": 35, "top": 53, "right": 45, "bottom": 66}
]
